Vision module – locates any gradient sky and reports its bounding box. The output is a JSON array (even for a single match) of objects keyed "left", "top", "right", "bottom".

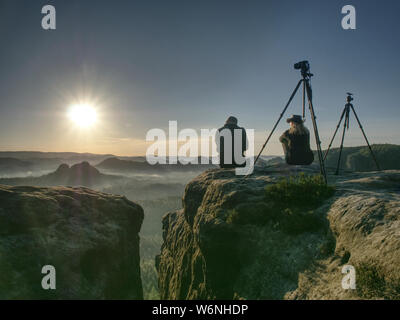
[{"left": 0, "top": 0, "right": 399, "bottom": 156}]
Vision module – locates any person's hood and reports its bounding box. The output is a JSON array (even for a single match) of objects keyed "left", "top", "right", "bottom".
[{"left": 223, "top": 123, "right": 240, "bottom": 129}]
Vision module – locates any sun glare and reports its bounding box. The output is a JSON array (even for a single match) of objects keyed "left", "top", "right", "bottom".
[{"left": 68, "top": 104, "right": 97, "bottom": 128}]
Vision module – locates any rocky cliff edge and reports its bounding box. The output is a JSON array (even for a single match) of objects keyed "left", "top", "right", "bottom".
[{"left": 156, "top": 166, "right": 400, "bottom": 300}]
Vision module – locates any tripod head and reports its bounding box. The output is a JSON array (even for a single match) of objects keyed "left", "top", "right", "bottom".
[
  {"left": 294, "top": 60, "right": 313, "bottom": 78},
  {"left": 346, "top": 92, "right": 354, "bottom": 103}
]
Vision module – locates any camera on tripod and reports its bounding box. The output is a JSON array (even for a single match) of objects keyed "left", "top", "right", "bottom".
[
  {"left": 251, "top": 59, "right": 327, "bottom": 183},
  {"left": 294, "top": 60, "right": 310, "bottom": 76}
]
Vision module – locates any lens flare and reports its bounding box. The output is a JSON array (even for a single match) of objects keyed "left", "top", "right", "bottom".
[{"left": 68, "top": 104, "right": 97, "bottom": 128}]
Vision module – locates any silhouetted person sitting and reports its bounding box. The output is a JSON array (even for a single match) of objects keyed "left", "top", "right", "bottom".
[
  {"left": 279, "top": 115, "right": 314, "bottom": 165},
  {"left": 215, "top": 116, "right": 248, "bottom": 168}
]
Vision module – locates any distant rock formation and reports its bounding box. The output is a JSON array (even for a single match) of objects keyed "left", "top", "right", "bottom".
[
  {"left": 156, "top": 167, "right": 400, "bottom": 299},
  {"left": 0, "top": 161, "right": 119, "bottom": 188},
  {"left": 0, "top": 185, "right": 144, "bottom": 299},
  {"left": 54, "top": 163, "right": 70, "bottom": 175},
  {"left": 63, "top": 161, "right": 101, "bottom": 186}
]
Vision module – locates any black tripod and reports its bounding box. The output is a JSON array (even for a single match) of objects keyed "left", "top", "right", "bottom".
[
  {"left": 252, "top": 61, "right": 327, "bottom": 183},
  {"left": 324, "top": 93, "right": 381, "bottom": 175}
]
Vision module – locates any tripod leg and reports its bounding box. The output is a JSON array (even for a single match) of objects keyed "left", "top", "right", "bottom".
[
  {"left": 350, "top": 105, "right": 381, "bottom": 171},
  {"left": 252, "top": 79, "right": 303, "bottom": 169},
  {"left": 324, "top": 106, "right": 346, "bottom": 161},
  {"left": 305, "top": 81, "right": 328, "bottom": 183},
  {"left": 335, "top": 108, "right": 349, "bottom": 175},
  {"left": 302, "top": 81, "right": 306, "bottom": 118}
]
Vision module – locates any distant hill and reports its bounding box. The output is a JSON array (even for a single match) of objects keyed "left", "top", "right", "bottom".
[
  {"left": 0, "top": 152, "right": 119, "bottom": 177},
  {"left": 0, "top": 152, "right": 218, "bottom": 176},
  {"left": 0, "top": 157, "right": 66, "bottom": 177},
  {"left": 322, "top": 144, "right": 400, "bottom": 172},
  {"left": 0, "top": 161, "right": 119, "bottom": 187},
  {"left": 0, "top": 158, "right": 34, "bottom": 175},
  {"left": 96, "top": 158, "right": 160, "bottom": 172},
  {"left": 0, "top": 151, "right": 115, "bottom": 162},
  {"left": 96, "top": 157, "right": 216, "bottom": 173}
]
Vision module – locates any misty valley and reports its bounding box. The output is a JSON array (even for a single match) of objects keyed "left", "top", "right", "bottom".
[
  {"left": 1, "top": 145, "right": 399, "bottom": 299},
  {"left": 0, "top": 151, "right": 217, "bottom": 299}
]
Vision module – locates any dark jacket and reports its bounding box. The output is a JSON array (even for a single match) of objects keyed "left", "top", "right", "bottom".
[
  {"left": 279, "top": 129, "right": 314, "bottom": 165},
  {"left": 216, "top": 124, "right": 248, "bottom": 168}
]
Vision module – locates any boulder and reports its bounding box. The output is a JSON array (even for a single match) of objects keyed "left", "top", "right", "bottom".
[{"left": 0, "top": 185, "right": 144, "bottom": 299}]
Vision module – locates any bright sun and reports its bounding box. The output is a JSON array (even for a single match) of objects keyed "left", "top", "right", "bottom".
[{"left": 68, "top": 104, "right": 97, "bottom": 128}]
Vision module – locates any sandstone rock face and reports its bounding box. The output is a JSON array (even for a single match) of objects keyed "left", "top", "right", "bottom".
[
  {"left": 0, "top": 185, "right": 144, "bottom": 299},
  {"left": 156, "top": 167, "right": 400, "bottom": 300}
]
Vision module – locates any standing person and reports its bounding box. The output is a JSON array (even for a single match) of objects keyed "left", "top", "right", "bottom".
[
  {"left": 279, "top": 115, "right": 314, "bottom": 165},
  {"left": 215, "top": 116, "right": 248, "bottom": 168}
]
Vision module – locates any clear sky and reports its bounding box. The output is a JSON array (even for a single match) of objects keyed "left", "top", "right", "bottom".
[{"left": 0, "top": 0, "right": 399, "bottom": 156}]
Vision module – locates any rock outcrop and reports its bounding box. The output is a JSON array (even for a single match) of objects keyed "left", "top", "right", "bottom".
[
  {"left": 156, "top": 166, "right": 400, "bottom": 300},
  {"left": 0, "top": 185, "right": 144, "bottom": 299},
  {"left": 45, "top": 162, "right": 104, "bottom": 186}
]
